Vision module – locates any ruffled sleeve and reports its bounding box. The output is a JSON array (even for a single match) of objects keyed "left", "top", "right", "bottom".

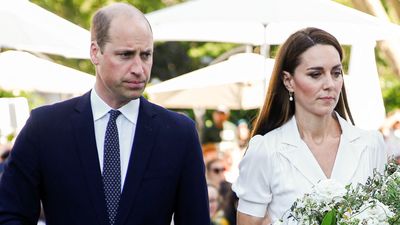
[{"left": 232, "top": 134, "right": 273, "bottom": 217}]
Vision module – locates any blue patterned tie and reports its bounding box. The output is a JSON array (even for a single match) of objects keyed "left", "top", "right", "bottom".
[{"left": 103, "top": 110, "right": 121, "bottom": 225}]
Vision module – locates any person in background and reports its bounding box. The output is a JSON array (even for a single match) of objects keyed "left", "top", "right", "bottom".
[
  {"left": 0, "top": 148, "right": 10, "bottom": 175},
  {"left": 381, "top": 109, "right": 400, "bottom": 162},
  {"left": 233, "top": 27, "right": 387, "bottom": 225},
  {"left": 202, "top": 105, "right": 238, "bottom": 161},
  {"left": 0, "top": 3, "right": 209, "bottom": 225},
  {"left": 206, "top": 158, "right": 228, "bottom": 190},
  {"left": 237, "top": 119, "right": 250, "bottom": 149},
  {"left": 208, "top": 183, "right": 230, "bottom": 225},
  {"left": 206, "top": 157, "right": 238, "bottom": 225}
]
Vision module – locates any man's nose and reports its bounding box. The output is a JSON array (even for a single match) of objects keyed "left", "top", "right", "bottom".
[{"left": 129, "top": 56, "right": 144, "bottom": 75}]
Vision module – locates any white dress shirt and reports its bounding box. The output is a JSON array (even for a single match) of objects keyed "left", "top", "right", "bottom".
[
  {"left": 90, "top": 89, "right": 139, "bottom": 191},
  {"left": 232, "top": 112, "right": 387, "bottom": 223}
]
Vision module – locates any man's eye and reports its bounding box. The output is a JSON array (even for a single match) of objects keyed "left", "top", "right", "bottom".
[
  {"left": 141, "top": 52, "right": 152, "bottom": 60},
  {"left": 118, "top": 52, "right": 133, "bottom": 59}
]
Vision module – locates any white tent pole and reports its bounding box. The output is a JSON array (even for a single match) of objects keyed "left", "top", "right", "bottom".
[
  {"left": 193, "top": 107, "right": 206, "bottom": 140},
  {"left": 347, "top": 39, "right": 385, "bottom": 130}
]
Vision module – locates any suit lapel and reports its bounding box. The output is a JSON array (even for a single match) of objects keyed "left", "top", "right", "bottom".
[
  {"left": 116, "top": 97, "right": 159, "bottom": 225},
  {"left": 71, "top": 91, "right": 108, "bottom": 225},
  {"left": 277, "top": 117, "right": 326, "bottom": 185}
]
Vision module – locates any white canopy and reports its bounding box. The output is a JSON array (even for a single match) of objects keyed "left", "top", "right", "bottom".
[
  {"left": 147, "top": 51, "right": 384, "bottom": 130},
  {"left": 0, "top": 50, "right": 94, "bottom": 95},
  {"left": 146, "top": 53, "right": 274, "bottom": 110},
  {"left": 147, "top": 0, "right": 400, "bottom": 45},
  {"left": 0, "top": 0, "right": 90, "bottom": 59},
  {"left": 147, "top": 0, "right": 391, "bottom": 130}
]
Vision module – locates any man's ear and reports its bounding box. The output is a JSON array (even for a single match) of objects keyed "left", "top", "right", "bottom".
[
  {"left": 90, "top": 41, "right": 100, "bottom": 65},
  {"left": 282, "top": 71, "right": 294, "bottom": 92}
]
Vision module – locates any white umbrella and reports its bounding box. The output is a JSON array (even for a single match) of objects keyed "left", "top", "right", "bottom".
[
  {"left": 146, "top": 0, "right": 400, "bottom": 45},
  {"left": 146, "top": 53, "right": 274, "bottom": 110},
  {"left": 0, "top": 50, "right": 94, "bottom": 95},
  {"left": 0, "top": 0, "right": 90, "bottom": 59},
  {"left": 147, "top": 51, "right": 382, "bottom": 130},
  {"left": 147, "top": 0, "right": 392, "bottom": 130}
]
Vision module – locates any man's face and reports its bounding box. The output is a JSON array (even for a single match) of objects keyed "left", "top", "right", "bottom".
[{"left": 91, "top": 14, "right": 153, "bottom": 108}]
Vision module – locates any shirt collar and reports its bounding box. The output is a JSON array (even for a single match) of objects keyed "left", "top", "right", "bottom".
[{"left": 90, "top": 89, "right": 140, "bottom": 124}]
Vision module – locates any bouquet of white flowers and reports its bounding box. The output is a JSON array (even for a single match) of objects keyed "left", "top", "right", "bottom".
[{"left": 276, "top": 160, "right": 400, "bottom": 225}]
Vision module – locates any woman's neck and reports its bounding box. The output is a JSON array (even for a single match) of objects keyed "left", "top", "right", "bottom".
[{"left": 295, "top": 112, "right": 341, "bottom": 145}]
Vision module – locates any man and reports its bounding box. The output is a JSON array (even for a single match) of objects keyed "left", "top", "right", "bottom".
[{"left": 0, "top": 3, "right": 210, "bottom": 225}]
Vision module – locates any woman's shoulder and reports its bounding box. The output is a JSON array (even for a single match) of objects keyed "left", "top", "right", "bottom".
[
  {"left": 246, "top": 126, "right": 288, "bottom": 157},
  {"left": 340, "top": 119, "right": 383, "bottom": 142},
  {"left": 339, "top": 121, "right": 385, "bottom": 158},
  {"left": 251, "top": 121, "right": 290, "bottom": 144}
]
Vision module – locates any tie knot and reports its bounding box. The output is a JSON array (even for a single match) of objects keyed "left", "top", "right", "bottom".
[{"left": 109, "top": 110, "right": 121, "bottom": 121}]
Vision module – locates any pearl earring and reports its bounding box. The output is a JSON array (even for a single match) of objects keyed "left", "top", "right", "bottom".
[{"left": 289, "top": 92, "right": 293, "bottom": 101}]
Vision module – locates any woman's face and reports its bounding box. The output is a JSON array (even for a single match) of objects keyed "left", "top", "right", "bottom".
[
  {"left": 208, "top": 185, "right": 219, "bottom": 218},
  {"left": 284, "top": 44, "right": 343, "bottom": 118},
  {"left": 206, "top": 160, "right": 226, "bottom": 187}
]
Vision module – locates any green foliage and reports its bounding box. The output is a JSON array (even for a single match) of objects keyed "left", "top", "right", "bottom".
[
  {"left": 383, "top": 81, "right": 400, "bottom": 113},
  {"left": 0, "top": 89, "right": 14, "bottom": 98},
  {"left": 0, "top": 88, "right": 45, "bottom": 110},
  {"left": 152, "top": 42, "right": 203, "bottom": 81},
  {"left": 322, "top": 209, "right": 337, "bottom": 225},
  {"left": 188, "top": 42, "right": 238, "bottom": 59}
]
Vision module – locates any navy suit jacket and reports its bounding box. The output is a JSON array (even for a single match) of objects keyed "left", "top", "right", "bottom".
[{"left": 0, "top": 92, "right": 210, "bottom": 225}]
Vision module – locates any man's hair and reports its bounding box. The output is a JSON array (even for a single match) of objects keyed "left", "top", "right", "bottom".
[
  {"left": 91, "top": 9, "right": 111, "bottom": 53},
  {"left": 90, "top": 3, "right": 152, "bottom": 53}
]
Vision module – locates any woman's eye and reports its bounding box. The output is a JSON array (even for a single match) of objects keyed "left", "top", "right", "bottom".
[
  {"left": 308, "top": 72, "right": 321, "bottom": 78},
  {"left": 332, "top": 70, "right": 343, "bottom": 78}
]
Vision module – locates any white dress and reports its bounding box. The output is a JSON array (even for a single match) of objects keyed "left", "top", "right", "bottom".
[{"left": 232, "top": 113, "right": 387, "bottom": 223}]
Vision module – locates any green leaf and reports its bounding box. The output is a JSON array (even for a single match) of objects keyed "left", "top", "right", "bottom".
[{"left": 322, "top": 210, "right": 337, "bottom": 225}]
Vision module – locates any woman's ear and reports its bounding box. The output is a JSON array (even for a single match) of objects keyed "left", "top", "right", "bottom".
[{"left": 282, "top": 71, "right": 294, "bottom": 92}]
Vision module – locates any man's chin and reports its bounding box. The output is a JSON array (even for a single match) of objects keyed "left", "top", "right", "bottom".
[{"left": 127, "top": 90, "right": 144, "bottom": 100}]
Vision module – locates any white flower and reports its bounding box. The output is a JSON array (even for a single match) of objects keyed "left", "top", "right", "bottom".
[
  {"left": 353, "top": 200, "right": 394, "bottom": 225},
  {"left": 311, "top": 179, "right": 346, "bottom": 204},
  {"left": 288, "top": 160, "right": 400, "bottom": 225}
]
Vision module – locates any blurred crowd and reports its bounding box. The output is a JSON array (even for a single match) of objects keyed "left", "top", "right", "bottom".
[{"left": 200, "top": 105, "right": 249, "bottom": 225}]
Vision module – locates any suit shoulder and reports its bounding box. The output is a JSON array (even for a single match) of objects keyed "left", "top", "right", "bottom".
[{"left": 30, "top": 95, "right": 83, "bottom": 122}]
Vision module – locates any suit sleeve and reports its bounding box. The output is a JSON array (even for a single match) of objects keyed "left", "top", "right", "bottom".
[
  {"left": 173, "top": 120, "right": 210, "bottom": 225},
  {"left": 0, "top": 113, "right": 41, "bottom": 224}
]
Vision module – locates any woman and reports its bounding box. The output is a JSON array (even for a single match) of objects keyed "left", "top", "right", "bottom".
[
  {"left": 206, "top": 158, "right": 227, "bottom": 190},
  {"left": 232, "top": 27, "right": 387, "bottom": 225}
]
